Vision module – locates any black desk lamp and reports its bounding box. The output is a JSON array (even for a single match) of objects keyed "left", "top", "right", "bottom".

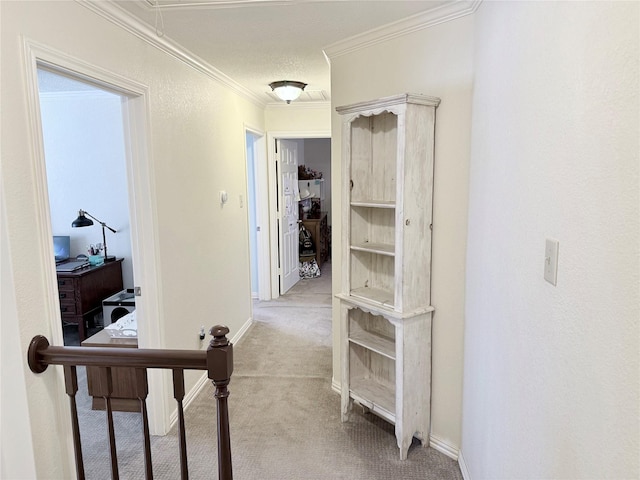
[{"left": 72, "top": 209, "right": 117, "bottom": 262}]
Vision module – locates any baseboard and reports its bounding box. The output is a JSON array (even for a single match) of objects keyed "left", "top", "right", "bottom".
[
  {"left": 169, "top": 316, "right": 254, "bottom": 429},
  {"left": 458, "top": 449, "right": 471, "bottom": 480},
  {"left": 429, "top": 434, "right": 459, "bottom": 460},
  {"left": 330, "top": 380, "right": 459, "bottom": 460},
  {"left": 331, "top": 376, "right": 341, "bottom": 394},
  {"left": 229, "top": 316, "right": 254, "bottom": 345}
]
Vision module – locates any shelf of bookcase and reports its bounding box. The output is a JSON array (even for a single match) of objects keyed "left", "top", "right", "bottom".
[{"left": 350, "top": 242, "right": 395, "bottom": 257}]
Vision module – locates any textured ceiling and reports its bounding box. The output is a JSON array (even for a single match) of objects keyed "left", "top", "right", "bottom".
[{"left": 112, "top": 0, "right": 453, "bottom": 104}]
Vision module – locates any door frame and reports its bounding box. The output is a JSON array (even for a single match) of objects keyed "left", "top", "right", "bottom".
[
  {"left": 243, "top": 125, "right": 269, "bottom": 301},
  {"left": 22, "top": 39, "right": 166, "bottom": 435},
  {"left": 266, "top": 130, "right": 330, "bottom": 299}
]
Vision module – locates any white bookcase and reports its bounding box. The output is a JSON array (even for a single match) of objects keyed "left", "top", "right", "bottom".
[{"left": 336, "top": 94, "right": 440, "bottom": 460}]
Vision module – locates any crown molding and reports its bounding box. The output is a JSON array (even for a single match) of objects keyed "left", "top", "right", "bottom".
[
  {"left": 143, "top": 0, "right": 299, "bottom": 10},
  {"left": 323, "top": 0, "right": 481, "bottom": 61},
  {"left": 76, "top": 0, "right": 267, "bottom": 108}
]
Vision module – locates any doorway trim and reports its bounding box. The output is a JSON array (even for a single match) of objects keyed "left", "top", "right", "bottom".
[
  {"left": 22, "top": 39, "right": 167, "bottom": 435},
  {"left": 266, "top": 130, "right": 330, "bottom": 299},
  {"left": 243, "top": 125, "right": 270, "bottom": 301}
]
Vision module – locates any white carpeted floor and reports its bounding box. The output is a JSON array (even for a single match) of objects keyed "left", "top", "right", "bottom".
[{"left": 78, "top": 261, "right": 462, "bottom": 479}]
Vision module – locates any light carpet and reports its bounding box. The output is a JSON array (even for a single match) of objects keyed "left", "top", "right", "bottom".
[{"left": 78, "top": 262, "right": 462, "bottom": 479}]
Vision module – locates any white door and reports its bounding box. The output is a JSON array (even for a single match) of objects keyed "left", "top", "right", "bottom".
[{"left": 277, "top": 139, "right": 300, "bottom": 293}]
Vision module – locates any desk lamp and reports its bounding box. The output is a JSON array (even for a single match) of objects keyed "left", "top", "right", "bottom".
[{"left": 72, "top": 209, "right": 117, "bottom": 262}]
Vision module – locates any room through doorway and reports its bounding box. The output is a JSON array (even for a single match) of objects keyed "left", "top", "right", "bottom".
[
  {"left": 247, "top": 132, "right": 331, "bottom": 301},
  {"left": 37, "top": 66, "right": 135, "bottom": 345},
  {"left": 273, "top": 136, "right": 332, "bottom": 298}
]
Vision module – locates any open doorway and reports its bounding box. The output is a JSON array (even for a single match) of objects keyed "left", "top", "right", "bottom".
[
  {"left": 37, "top": 66, "right": 135, "bottom": 345},
  {"left": 245, "top": 128, "right": 269, "bottom": 301},
  {"left": 266, "top": 133, "right": 331, "bottom": 299},
  {"left": 25, "top": 42, "right": 164, "bottom": 435},
  {"left": 277, "top": 138, "right": 302, "bottom": 294},
  {"left": 292, "top": 138, "right": 331, "bottom": 286}
]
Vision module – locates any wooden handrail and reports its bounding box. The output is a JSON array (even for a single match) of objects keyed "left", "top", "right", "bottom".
[
  {"left": 27, "top": 325, "right": 234, "bottom": 480},
  {"left": 28, "top": 339, "right": 208, "bottom": 371}
]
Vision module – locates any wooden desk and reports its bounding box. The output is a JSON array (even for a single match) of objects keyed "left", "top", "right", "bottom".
[
  {"left": 301, "top": 212, "right": 329, "bottom": 268},
  {"left": 57, "top": 259, "right": 123, "bottom": 341},
  {"left": 81, "top": 329, "right": 143, "bottom": 412}
]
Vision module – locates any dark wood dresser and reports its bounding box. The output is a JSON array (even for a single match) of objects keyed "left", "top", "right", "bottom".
[
  {"left": 81, "top": 329, "right": 143, "bottom": 412},
  {"left": 56, "top": 259, "right": 123, "bottom": 341}
]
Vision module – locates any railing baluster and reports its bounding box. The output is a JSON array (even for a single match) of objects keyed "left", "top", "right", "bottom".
[
  {"left": 105, "top": 395, "right": 120, "bottom": 480},
  {"left": 173, "top": 368, "right": 189, "bottom": 480},
  {"left": 136, "top": 368, "right": 153, "bottom": 480},
  {"left": 94, "top": 366, "right": 120, "bottom": 480},
  {"left": 207, "top": 326, "right": 234, "bottom": 480},
  {"left": 63, "top": 365, "right": 85, "bottom": 480}
]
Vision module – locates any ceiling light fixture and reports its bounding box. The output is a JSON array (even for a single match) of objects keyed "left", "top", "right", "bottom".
[{"left": 269, "top": 80, "right": 307, "bottom": 104}]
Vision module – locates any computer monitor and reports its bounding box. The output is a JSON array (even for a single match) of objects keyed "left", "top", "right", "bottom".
[{"left": 53, "top": 235, "right": 70, "bottom": 264}]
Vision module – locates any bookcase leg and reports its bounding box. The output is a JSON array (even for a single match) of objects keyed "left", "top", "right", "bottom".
[
  {"left": 341, "top": 395, "right": 352, "bottom": 422},
  {"left": 398, "top": 435, "right": 411, "bottom": 460}
]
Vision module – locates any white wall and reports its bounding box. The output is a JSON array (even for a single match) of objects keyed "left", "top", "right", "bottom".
[
  {"left": 1, "top": 0, "right": 264, "bottom": 475},
  {"left": 329, "top": 15, "right": 474, "bottom": 452},
  {"left": 1, "top": 192, "right": 38, "bottom": 480},
  {"left": 265, "top": 102, "right": 331, "bottom": 133},
  {"left": 40, "top": 86, "right": 134, "bottom": 288},
  {"left": 461, "top": 2, "right": 639, "bottom": 478},
  {"left": 292, "top": 138, "right": 306, "bottom": 164}
]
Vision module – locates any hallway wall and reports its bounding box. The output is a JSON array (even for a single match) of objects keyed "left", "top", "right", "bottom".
[
  {"left": 264, "top": 102, "right": 330, "bottom": 132},
  {"left": 462, "top": 2, "right": 639, "bottom": 477},
  {"left": 1, "top": 1, "right": 264, "bottom": 475}
]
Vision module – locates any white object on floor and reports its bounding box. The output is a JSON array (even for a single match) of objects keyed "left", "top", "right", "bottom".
[
  {"left": 300, "top": 259, "right": 321, "bottom": 278},
  {"left": 104, "top": 311, "right": 137, "bottom": 337}
]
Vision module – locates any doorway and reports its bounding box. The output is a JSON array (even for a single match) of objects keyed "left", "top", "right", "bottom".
[
  {"left": 266, "top": 133, "right": 331, "bottom": 299},
  {"left": 245, "top": 128, "right": 269, "bottom": 301},
  {"left": 37, "top": 66, "right": 134, "bottom": 345},
  {"left": 25, "top": 41, "right": 166, "bottom": 435}
]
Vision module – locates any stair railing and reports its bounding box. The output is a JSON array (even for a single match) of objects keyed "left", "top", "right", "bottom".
[{"left": 27, "top": 325, "right": 233, "bottom": 480}]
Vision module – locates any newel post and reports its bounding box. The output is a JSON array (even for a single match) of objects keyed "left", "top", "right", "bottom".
[{"left": 207, "top": 325, "right": 234, "bottom": 480}]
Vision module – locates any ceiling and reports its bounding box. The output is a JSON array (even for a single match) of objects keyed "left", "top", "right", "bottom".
[{"left": 110, "top": 0, "right": 456, "bottom": 105}]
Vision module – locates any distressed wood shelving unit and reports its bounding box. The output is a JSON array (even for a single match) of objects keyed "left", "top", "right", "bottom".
[{"left": 336, "top": 93, "right": 440, "bottom": 460}]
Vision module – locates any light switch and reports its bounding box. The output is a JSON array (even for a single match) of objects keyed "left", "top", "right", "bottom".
[
  {"left": 219, "top": 190, "right": 228, "bottom": 205},
  {"left": 544, "top": 239, "right": 559, "bottom": 285}
]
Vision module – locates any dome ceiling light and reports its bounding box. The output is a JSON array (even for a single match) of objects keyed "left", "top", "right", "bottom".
[{"left": 269, "top": 80, "right": 307, "bottom": 104}]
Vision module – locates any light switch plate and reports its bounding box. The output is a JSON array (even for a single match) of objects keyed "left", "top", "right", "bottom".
[{"left": 544, "top": 239, "right": 559, "bottom": 285}]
